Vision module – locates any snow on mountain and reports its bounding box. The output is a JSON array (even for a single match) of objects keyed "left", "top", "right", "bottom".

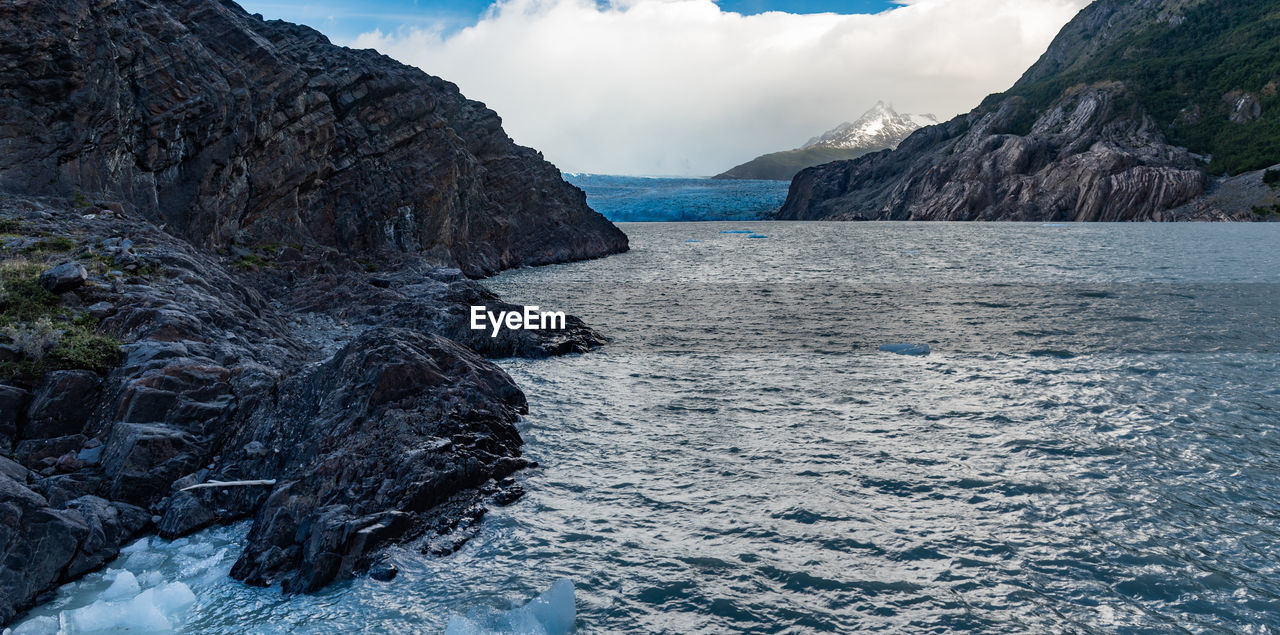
[{"left": 801, "top": 102, "right": 938, "bottom": 151}]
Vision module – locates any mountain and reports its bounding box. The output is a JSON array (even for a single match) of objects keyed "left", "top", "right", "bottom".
[
  {"left": 0, "top": 0, "right": 627, "bottom": 624},
  {"left": 0, "top": 0, "right": 626, "bottom": 276},
  {"left": 779, "top": 0, "right": 1280, "bottom": 222},
  {"left": 801, "top": 103, "right": 940, "bottom": 151},
  {"left": 713, "top": 103, "right": 937, "bottom": 181}
]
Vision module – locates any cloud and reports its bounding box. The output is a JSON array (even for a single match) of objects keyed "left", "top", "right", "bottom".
[{"left": 349, "top": 0, "right": 1090, "bottom": 176}]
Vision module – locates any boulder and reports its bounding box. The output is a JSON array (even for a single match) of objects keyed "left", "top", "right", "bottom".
[
  {"left": 37, "top": 262, "right": 87, "bottom": 294},
  {"left": 100, "top": 423, "right": 204, "bottom": 505}
]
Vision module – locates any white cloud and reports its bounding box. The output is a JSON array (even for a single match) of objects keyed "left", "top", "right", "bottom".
[{"left": 348, "top": 0, "right": 1090, "bottom": 176}]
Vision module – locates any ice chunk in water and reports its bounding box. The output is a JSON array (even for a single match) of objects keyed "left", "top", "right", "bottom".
[
  {"left": 61, "top": 582, "right": 195, "bottom": 633},
  {"left": 878, "top": 343, "right": 931, "bottom": 356},
  {"left": 100, "top": 570, "right": 140, "bottom": 601},
  {"left": 7, "top": 615, "right": 57, "bottom": 634},
  {"left": 444, "top": 579, "right": 576, "bottom": 635},
  {"left": 140, "top": 582, "right": 198, "bottom": 615}
]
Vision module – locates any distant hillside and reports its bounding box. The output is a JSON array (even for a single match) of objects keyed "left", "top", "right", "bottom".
[
  {"left": 714, "top": 103, "right": 937, "bottom": 181},
  {"left": 779, "top": 0, "right": 1280, "bottom": 222}
]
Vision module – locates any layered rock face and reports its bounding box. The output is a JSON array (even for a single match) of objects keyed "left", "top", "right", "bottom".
[
  {"left": 0, "top": 0, "right": 627, "bottom": 276},
  {"left": 780, "top": 83, "right": 1232, "bottom": 222},
  {"left": 778, "top": 0, "right": 1275, "bottom": 222}
]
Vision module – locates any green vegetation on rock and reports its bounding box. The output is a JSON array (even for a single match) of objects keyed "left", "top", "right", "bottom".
[
  {"left": 1001, "top": 0, "right": 1280, "bottom": 176},
  {"left": 0, "top": 258, "right": 121, "bottom": 381}
]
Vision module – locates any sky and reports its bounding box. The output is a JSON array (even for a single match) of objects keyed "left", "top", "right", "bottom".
[{"left": 240, "top": 0, "right": 1091, "bottom": 176}]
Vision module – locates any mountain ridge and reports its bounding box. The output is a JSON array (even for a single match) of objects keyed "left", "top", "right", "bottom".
[
  {"left": 778, "top": 0, "right": 1280, "bottom": 222},
  {"left": 713, "top": 102, "right": 936, "bottom": 181}
]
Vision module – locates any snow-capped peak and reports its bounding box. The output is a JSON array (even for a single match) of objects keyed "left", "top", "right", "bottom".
[{"left": 801, "top": 102, "right": 939, "bottom": 151}]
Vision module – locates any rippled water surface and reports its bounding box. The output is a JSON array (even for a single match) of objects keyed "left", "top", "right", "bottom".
[{"left": 17, "top": 222, "right": 1280, "bottom": 633}]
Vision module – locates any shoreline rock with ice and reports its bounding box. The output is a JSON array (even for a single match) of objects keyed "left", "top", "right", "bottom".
[{"left": 0, "top": 0, "right": 625, "bottom": 623}]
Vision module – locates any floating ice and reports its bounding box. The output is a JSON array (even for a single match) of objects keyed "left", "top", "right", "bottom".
[
  {"left": 99, "top": 570, "right": 140, "bottom": 601},
  {"left": 444, "top": 579, "right": 576, "bottom": 635},
  {"left": 685, "top": 239, "right": 700, "bottom": 243},
  {"left": 719, "top": 229, "right": 753, "bottom": 234},
  {"left": 878, "top": 343, "right": 931, "bottom": 356},
  {"left": 747, "top": 234, "right": 768, "bottom": 239},
  {"left": 59, "top": 582, "right": 196, "bottom": 633},
  {"left": 1042, "top": 223, "right": 1070, "bottom": 227},
  {"left": 6, "top": 616, "right": 57, "bottom": 634},
  {"left": 8, "top": 528, "right": 238, "bottom": 634}
]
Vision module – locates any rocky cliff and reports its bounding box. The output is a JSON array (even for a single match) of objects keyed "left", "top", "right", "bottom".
[
  {"left": 0, "top": 0, "right": 626, "bottom": 625},
  {"left": 778, "top": 0, "right": 1280, "bottom": 222},
  {"left": 0, "top": 0, "right": 627, "bottom": 276}
]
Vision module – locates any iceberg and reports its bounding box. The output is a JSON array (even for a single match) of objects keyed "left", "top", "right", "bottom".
[
  {"left": 444, "top": 579, "right": 576, "bottom": 635},
  {"left": 747, "top": 234, "right": 768, "bottom": 239},
  {"left": 878, "top": 343, "right": 931, "bottom": 356},
  {"left": 719, "top": 229, "right": 754, "bottom": 234}
]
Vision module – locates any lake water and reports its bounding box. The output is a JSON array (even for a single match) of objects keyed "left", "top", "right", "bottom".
[{"left": 13, "top": 222, "right": 1280, "bottom": 633}]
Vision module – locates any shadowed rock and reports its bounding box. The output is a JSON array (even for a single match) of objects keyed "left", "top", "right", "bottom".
[
  {"left": 0, "top": 0, "right": 626, "bottom": 276},
  {"left": 38, "top": 263, "right": 88, "bottom": 294}
]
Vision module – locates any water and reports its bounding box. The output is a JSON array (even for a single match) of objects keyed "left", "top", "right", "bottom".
[
  {"left": 563, "top": 174, "right": 789, "bottom": 221},
  {"left": 14, "top": 222, "right": 1280, "bottom": 633}
]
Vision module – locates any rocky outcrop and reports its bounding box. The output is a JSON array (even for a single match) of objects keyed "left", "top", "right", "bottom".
[
  {"left": 779, "top": 83, "right": 1236, "bottom": 221},
  {"left": 778, "top": 0, "right": 1276, "bottom": 222},
  {"left": 0, "top": 194, "right": 606, "bottom": 623},
  {"left": 0, "top": 0, "right": 627, "bottom": 276}
]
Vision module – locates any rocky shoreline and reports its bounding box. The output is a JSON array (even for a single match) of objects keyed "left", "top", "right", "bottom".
[
  {"left": 0, "top": 194, "right": 611, "bottom": 623},
  {"left": 0, "top": 0, "right": 628, "bottom": 624}
]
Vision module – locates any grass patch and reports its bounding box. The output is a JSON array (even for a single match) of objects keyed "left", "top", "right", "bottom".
[
  {"left": 0, "top": 218, "right": 21, "bottom": 233},
  {"left": 22, "top": 236, "right": 78, "bottom": 254},
  {"left": 233, "top": 253, "right": 268, "bottom": 270},
  {"left": 0, "top": 258, "right": 121, "bottom": 381}
]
